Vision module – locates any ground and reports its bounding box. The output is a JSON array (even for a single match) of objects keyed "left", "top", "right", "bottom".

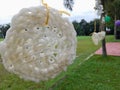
[{"left": 0, "top": 35, "right": 120, "bottom": 90}]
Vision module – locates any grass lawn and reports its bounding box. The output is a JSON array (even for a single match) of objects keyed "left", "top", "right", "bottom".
[
  {"left": 52, "top": 55, "right": 120, "bottom": 90},
  {"left": 0, "top": 35, "right": 120, "bottom": 90}
]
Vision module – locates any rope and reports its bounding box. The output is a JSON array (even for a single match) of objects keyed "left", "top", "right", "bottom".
[
  {"left": 59, "top": 10, "right": 70, "bottom": 16},
  {"left": 41, "top": 0, "right": 70, "bottom": 25},
  {"left": 94, "top": 20, "right": 96, "bottom": 32},
  {"left": 41, "top": 0, "right": 49, "bottom": 25}
]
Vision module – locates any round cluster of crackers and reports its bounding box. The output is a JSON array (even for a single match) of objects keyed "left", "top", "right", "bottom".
[{"left": 0, "top": 6, "right": 77, "bottom": 82}]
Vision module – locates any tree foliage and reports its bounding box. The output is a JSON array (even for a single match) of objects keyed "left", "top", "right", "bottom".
[
  {"left": 63, "top": 0, "right": 74, "bottom": 11},
  {"left": 103, "top": 0, "right": 120, "bottom": 19},
  {"left": 72, "top": 19, "right": 104, "bottom": 36},
  {"left": 0, "top": 24, "right": 10, "bottom": 38},
  {"left": 102, "top": 0, "right": 120, "bottom": 39}
]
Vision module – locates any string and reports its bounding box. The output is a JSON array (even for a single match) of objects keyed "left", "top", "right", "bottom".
[
  {"left": 94, "top": 20, "right": 96, "bottom": 32},
  {"left": 41, "top": 0, "right": 49, "bottom": 25},
  {"left": 41, "top": 0, "right": 70, "bottom": 25},
  {"left": 59, "top": 10, "right": 70, "bottom": 16}
]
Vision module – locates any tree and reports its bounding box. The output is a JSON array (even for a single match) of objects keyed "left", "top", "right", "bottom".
[
  {"left": 72, "top": 21, "right": 81, "bottom": 36},
  {"left": 63, "top": 0, "right": 74, "bottom": 11},
  {"left": 101, "top": 0, "right": 120, "bottom": 39},
  {"left": 94, "top": 0, "right": 107, "bottom": 56},
  {"left": 0, "top": 24, "right": 10, "bottom": 38},
  {"left": 72, "top": 19, "right": 101, "bottom": 36}
]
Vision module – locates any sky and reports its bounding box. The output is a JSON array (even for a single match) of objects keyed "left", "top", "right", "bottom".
[{"left": 0, "top": 0, "right": 98, "bottom": 24}]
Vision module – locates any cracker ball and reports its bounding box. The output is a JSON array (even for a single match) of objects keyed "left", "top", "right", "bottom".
[
  {"left": 92, "top": 31, "right": 105, "bottom": 45},
  {"left": 0, "top": 6, "right": 77, "bottom": 82}
]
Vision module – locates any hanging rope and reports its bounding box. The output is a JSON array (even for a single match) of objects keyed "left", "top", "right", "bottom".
[
  {"left": 59, "top": 10, "right": 70, "bottom": 16},
  {"left": 41, "top": 0, "right": 71, "bottom": 25},
  {"left": 41, "top": 0, "right": 49, "bottom": 25},
  {"left": 94, "top": 20, "right": 96, "bottom": 32}
]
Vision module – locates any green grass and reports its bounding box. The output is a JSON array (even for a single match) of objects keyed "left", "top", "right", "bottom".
[
  {"left": 106, "top": 35, "right": 120, "bottom": 42},
  {"left": 0, "top": 35, "right": 120, "bottom": 90},
  {"left": 52, "top": 55, "right": 120, "bottom": 90},
  {"left": 0, "top": 38, "right": 3, "bottom": 41}
]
